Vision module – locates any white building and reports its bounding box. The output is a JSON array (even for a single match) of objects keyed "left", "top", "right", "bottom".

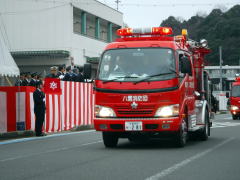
[{"left": 0, "top": 0, "right": 123, "bottom": 75}]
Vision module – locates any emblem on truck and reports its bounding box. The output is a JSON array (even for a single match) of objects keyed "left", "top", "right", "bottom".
[{"left": 131, "top": 102, "right": 138, "bottom": 109}]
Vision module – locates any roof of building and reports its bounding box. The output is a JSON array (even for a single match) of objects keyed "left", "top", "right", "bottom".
[
  {"left": 11, "top": 50, "right": 70, "bottom": 58},
  {"left": 86, "top": 56, "right": 100, "bottom": 64},
  {"left": 0, "top": 26, "right": 19, "bottom": 77}
]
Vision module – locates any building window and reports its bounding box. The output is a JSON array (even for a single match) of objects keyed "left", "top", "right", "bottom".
[
  {"left": 73, "top": 8, "right": 82, "bottom": 33},
  {"left": 100, "top": 19, "right": 108, "bottom": 42},
  {"left": 73, "top": 7, "right": 120, "bottom": 43},
  {"left": 112, "top": 24, "right": 120, "bottom": 41},
  {"left": 86, "top": 13, "right": 96, "bottom": 38}
]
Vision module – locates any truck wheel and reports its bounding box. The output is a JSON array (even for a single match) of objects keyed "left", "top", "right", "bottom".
[
  {"left": 175, "top": 118, "right": 188, "bottom": 147},
  {"left": 102, "top": 132, "right": 118, "bottom": 148},
  {"left": 232, "top": 115, "right": 237, "bottom": 120},
  {"left": 198, "top": 110, "right": 210, "bottom": 141}
]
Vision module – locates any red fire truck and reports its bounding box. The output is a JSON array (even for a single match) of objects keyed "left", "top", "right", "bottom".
[
  {"left": 92, "top": 27, "right": 212, "bottom": 147},
  {"left": 227, "top": 77, "right": 240, "bottom": 119}
]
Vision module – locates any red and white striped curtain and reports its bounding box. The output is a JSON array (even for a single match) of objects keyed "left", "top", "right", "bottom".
[
  {"left": 30, "top": 82, "right": 94, "bottom": 133},
  {"left": 0, "top": 82, "right": 94, "bottom": 133}
]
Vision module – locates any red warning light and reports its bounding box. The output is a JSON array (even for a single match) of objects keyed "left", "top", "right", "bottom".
[
  {"left": 152, "top": 27, "right": 172, "bottom": 35},
  {"left": 117, "top": 28, "right": 133, "bottom": 36},
  {"left": 116, "top": 27, "right": 173, "bottom": 36}
]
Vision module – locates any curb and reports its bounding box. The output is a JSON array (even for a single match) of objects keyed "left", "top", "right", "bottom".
[{"left": 0, "top": 125, "right": 94, "bottom": 141}]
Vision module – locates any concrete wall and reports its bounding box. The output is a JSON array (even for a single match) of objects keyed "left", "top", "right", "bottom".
[
  {"left": 0, "top": 0, "right": 123, "bottom": 68},
  {"left": 71, "top": 33, "right": 106, "bottom": 65},
  {"left": 0, "top": 0, "right": 73, "bottom": 52}
]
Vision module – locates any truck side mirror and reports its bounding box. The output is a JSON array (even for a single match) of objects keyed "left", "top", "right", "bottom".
[
  {"left": 83, "top": 63, "right": 92, "bottom": 79},
  {"left": 180, "top": 56, "right": 192, "bottom": 76},
  {"left": 226, "top": 92, "right": 230, "bottom": 98}
]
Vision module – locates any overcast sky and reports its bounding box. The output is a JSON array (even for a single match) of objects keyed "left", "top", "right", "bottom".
[{"left": 99, "top": 0, "right": 240, "bottom": 27}]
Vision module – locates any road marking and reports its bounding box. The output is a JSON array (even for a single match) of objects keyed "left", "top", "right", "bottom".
[
  {"left": 212, "top": 122, "right": 240, "bottom": 129},
  {"left": 0, "top": 130, "right": 96, "bottom": 146},
  {"left": 0, "top": 140, "right": 102, "bottom": 162},
  {"left": 223, "top": 117, "right": 232, "bottom": 120},
  {"left": 145, "top": 137, "right": 234, "bottom": 180}
]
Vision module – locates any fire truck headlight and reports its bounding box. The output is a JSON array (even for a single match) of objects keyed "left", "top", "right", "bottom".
[
  {"left": 155, "top": 104, "right": 179, "bottom": 117},
  {"left": 95, "top": 105, "right": 116, "bottom": 117},
  {"left": 231, "top": 105, "right": 239, "bottom": 111}
]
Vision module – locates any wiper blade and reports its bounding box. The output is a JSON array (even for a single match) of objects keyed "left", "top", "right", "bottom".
[
  {"left": 134, "top": 72, "right": 176, "bottom": 84},
  {"left": 102, "top": 76, "right": 139, "bottom": 84}
]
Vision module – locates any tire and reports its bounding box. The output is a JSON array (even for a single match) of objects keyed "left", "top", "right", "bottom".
[
  {"left": 175, "top": 117, "right": 188, "bottom": 147},
  {"left": 198, "top": 110, "right": 210, "bottom": 141},
  {"left": 102, "top": 132, "right": 118, "bottom": 148},
  {"left": 232, "top": 115, "right": 237, "bottom": 120}
]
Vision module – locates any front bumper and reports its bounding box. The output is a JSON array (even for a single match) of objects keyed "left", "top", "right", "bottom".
[{"left": 94, "top": 117, "right": 181, "bottom": 132}]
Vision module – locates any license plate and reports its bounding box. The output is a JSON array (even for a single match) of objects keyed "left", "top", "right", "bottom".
[{"left": 125, "top": 122, "right": 143, "bottom": 131}]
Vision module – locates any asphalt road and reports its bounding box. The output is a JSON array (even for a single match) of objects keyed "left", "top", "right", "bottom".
[{"left": 1, "top": 113, "right": 240, "bottom": 180}]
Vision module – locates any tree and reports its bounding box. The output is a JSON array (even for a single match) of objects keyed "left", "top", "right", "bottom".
[{"left": 160, "top": 5, "right": 240, "bottom": 65}]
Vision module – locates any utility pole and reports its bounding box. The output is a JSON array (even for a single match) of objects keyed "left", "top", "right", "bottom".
[
  {"left": 115, "top": 0, "right": 121, "bottom": 10},
  {"left": 219, "top": 46, "right": 223, "bottom": 92}
]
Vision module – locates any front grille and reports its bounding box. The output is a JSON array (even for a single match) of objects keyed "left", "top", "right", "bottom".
[
  {"left": 110, "top": 124, "right": 123, "bottom": 130},
  {"left": 115, "top": 105, "right": 155, "bottom": 116},
  {"left": 118, "top": 110, "right": 153, "bottom": 115},
  {"left": 145, "top": 124, "right": 158, "bottom": 129}
]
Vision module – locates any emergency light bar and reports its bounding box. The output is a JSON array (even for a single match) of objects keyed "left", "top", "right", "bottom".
[{"left": 117, "top": 27, "right": 173, "bottom": 36}]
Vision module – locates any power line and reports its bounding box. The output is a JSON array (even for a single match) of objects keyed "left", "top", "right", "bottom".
[
  {"left": 0, "top": 0, "right": 239, "bottom": 14},
  {"left": 0, "top": 3, "right": 69, "bottom": 15},
  {"left": 115, "top": 2, "right": 240, "bottom": 7},
  {"left": 8, "top": 0, "right": 240, "bottom": 6}
]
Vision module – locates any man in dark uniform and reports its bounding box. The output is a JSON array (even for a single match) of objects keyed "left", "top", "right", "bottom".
[
  {"left": 57, "top": 65, "right": 66, "bottom": 79},
  {"left": 62, "top": 66, "right": 73, "bottom": 81},
  {"left": 15, "top": 72, "right": 25, "bottom": 86},
  {"left": 22, "top": 72, "right": 31, "bottom": 86},
  {"left": 30, "top": 72, "right": 38, "bottom": 87},
  {"left": 33, "top": 81, "right": 46, "bottom": 136},
  {"left": 36, "top": 73, "right": 43, "bottom": 84},
  {"left": 75, "top": 67, "right": 84, "bottom": 82}
]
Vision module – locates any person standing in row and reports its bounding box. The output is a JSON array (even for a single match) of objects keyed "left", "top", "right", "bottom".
[
  {"left": 22, "top": 72, "right": 31, "bottom": 86},
  {"left": 33, "top": 81, "right": 46, "bottom": 136},
  {"left": 30, "top": 72, "right": 38, "bottom": 87},
  {"left": 15, "top": 72, "right": 25, "bottom": 86},
  {"left": 62, "top": 66, "right": 73, "bottom": 81},
  {"left": 57, "top": 65, "right": 66, "bottom": 79},
  {"left": 46, "top": 66, "right": 58, "bottom": 78}
]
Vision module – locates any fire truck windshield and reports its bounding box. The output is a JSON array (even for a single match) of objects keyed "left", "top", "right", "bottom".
[
  {"left": 231, "top": 85, "right": 240, "bottom": 97},
  {"left": 98, "top": 48, "right": 176, "bottom": 82}
]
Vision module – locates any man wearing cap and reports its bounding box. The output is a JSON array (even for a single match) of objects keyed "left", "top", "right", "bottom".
[
  {"left": 37, "top": 73, "right": 43, "bottom": 84},
  {"left": 30, "top": 72, "right": 38, "bottom": 87},
  {"left": 22, "top": 72, "right": 31, "bottom": 86},
  {"left": 46, "top": 66, "right": 58, "bottom": 78},
  {"left": 15, "top": 72, "right": 25, "bottom": 86},
  {"left": 33, "top": 81, "right": 46, "bottom": 136},
  {"left": 62, "top": 66, "right": 73, "bottom": 81},
  {"left": 75, "top": 67, "right": 85, "bottom": 82}
]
